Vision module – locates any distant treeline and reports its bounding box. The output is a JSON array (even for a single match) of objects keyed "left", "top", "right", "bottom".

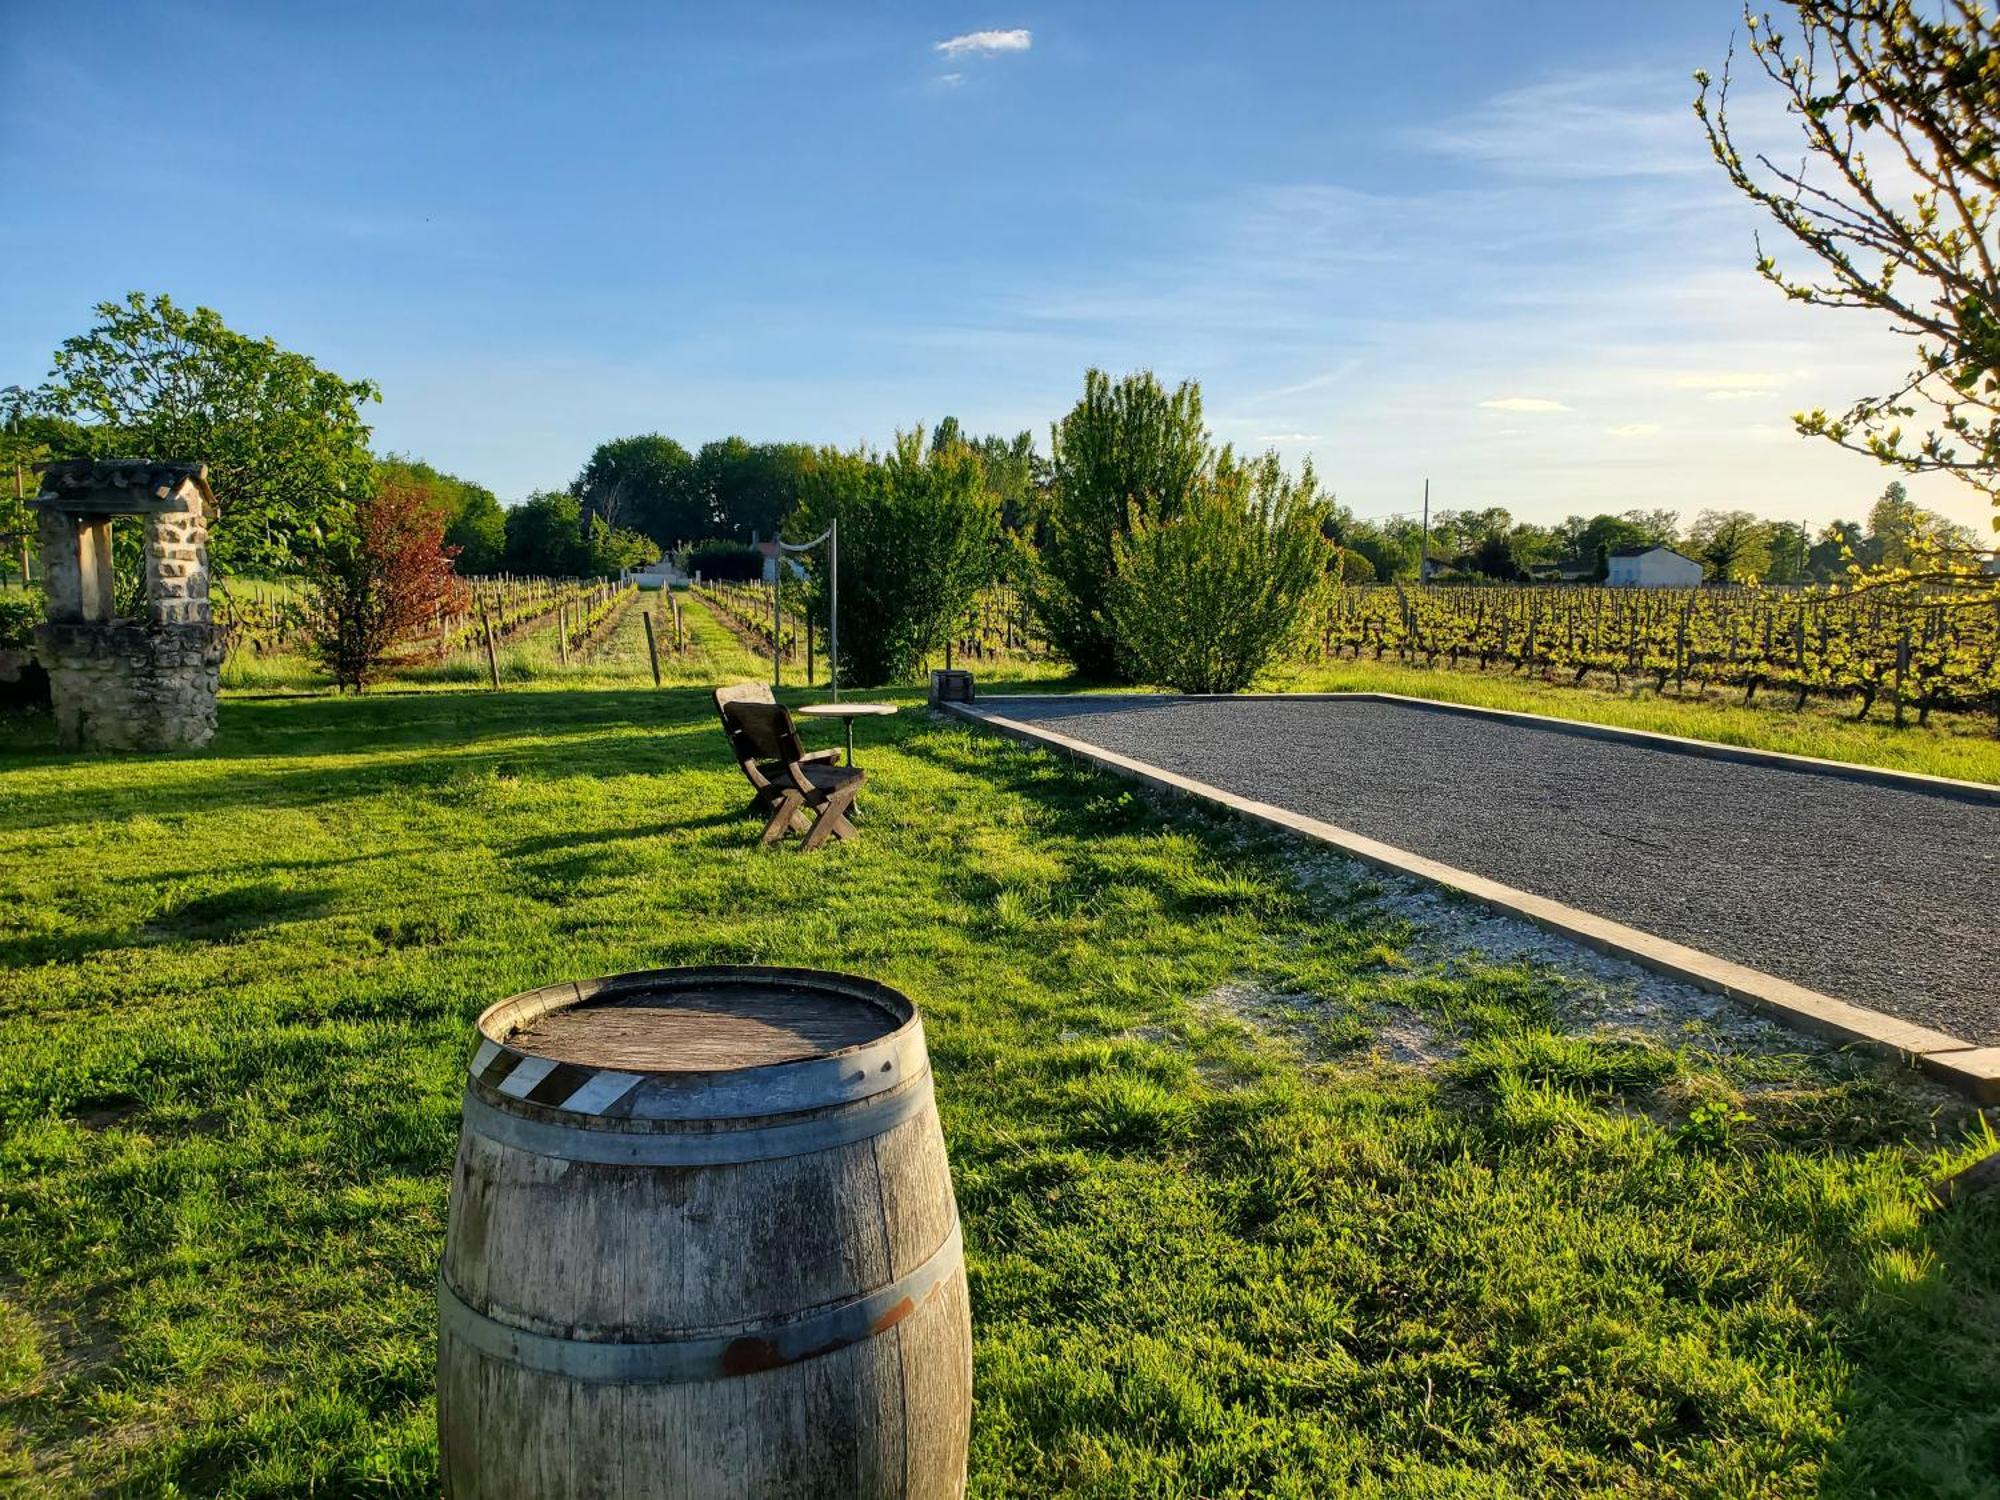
[{"left": 1328, "top": 483, "right": 1977, "bottom": 587}]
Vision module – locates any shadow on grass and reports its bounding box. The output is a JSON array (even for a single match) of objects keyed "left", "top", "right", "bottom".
[{"left": 0, "top": 688, "right": 732, "bottom": 831}]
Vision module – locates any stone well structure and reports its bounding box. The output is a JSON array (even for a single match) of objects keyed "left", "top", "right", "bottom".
[{"left": 31, "top": 460, "right": 224, "bottom": 751}]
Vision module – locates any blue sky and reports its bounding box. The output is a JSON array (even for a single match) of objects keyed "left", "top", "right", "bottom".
[{"left": 2, "top": 1, "right": 1982, "bottom": 532}]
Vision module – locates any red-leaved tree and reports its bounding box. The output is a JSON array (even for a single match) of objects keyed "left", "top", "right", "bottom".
[{"left": 306, "top": 478, "right": 469, "bottom": 691}]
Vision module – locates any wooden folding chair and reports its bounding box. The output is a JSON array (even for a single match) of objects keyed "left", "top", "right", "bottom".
[
  {"left": 714, "top": 683, "right": 840, "bottom": 836},
  {"left": 717, "top": 697, "right": 863, "bottom": 851}
]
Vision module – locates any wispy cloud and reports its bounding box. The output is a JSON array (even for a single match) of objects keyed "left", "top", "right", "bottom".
[
  {"left": 1256, "top": 432, "right": 1322, "bottom": 443},
  {"left": 1480, "top": 397, "right": 1569, "bottom": 413},
  {"left": 1606, "top": 422, "right": 1662, "bottom": 438},
  {"left": 936, "top": 72, "right": 965, "bottom": 88},
  {"left": 935, "top": 28, "right": 1031, "bottom": 58},
  {"left": 1409, "top": 71, "right": 1716, "bottom": 180},
  {"left": 1674, "top": 370, "right": 1785, "bottom": 391}
]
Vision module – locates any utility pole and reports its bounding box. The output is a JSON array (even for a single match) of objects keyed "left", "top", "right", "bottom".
[
  {"left": 771, "top": 548, "right": 782, "bottom": 690},
  {"left": 1419, "top": 478, "right": 1431, "bottom": 586},
  {"left": 829, "top": 517, "right": 840, "bottom": 702}
]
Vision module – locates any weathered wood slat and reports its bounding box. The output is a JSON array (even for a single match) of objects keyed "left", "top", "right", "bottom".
[{"left": 439, "top": 967, "right": 970, "bottom": 1499}]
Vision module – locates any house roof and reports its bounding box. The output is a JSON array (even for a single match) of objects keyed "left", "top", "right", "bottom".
[{"left": 1608, "top": 544, "right": 1699, "bottom": 564}]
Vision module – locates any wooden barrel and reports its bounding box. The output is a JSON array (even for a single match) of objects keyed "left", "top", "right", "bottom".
[{"left": 438, "top": 966, "right": 971, "bottom": 1498}]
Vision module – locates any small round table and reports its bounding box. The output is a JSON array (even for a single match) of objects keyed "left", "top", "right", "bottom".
[{"left": 796, "top": 701, "right": 899, "bottom": 768}]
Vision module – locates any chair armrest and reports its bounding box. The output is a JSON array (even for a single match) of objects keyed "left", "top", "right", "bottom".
[{"left": 800, "top": 747, "right": 842, "bottom": 764}]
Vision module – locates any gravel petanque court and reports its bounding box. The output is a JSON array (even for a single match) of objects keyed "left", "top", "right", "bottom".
[{"left": 986, "top": 695, "right": 2000, "bottom": 1045}]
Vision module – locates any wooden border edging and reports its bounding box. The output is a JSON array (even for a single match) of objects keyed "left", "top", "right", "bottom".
[
  {"left": 975, "top": 690, "right": 2000, "bottom": 806},
  {"left": 942, "top": 700, "right": 2000, "bottom": 1104}
]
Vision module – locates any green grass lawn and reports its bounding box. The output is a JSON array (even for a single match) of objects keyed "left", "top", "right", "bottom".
[
  {"left": 3, "top": 597, "right": 1998, "bottom": 1496},
  {"left": 1258, "top": 657, "right": 2000, "bottom": 786}
]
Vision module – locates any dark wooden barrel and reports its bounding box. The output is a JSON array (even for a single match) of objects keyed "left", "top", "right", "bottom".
[{"left": 438, "top": 966, "right": 971, "bottom": 1498}]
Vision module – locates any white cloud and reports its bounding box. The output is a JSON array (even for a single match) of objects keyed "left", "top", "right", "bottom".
[
  {"left": 1479, "top": 397, "right": 1570, "bottom": 413},
  {"left": 1606, "top": 422, "right": 1662, "bottom": 438},
  {"left": 937, "top": 72, "right": 965, "bottom": 87},
  {"left": 1256, "top": 432, "right": 1323, "bottom": 442},
  {"left": 935, "top": 28, "right": 1031, "bottom": 58}
]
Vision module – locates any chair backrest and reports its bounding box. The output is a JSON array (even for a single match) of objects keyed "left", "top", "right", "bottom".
[
  {"left": 714, "top": 681, "right": 776, "bottom": 712},
  {"left": 721, "top": 698, "right": 804, "bottom": 768},
  {"left": 714, "top": 682, "right": 778, "bottom": 769}
]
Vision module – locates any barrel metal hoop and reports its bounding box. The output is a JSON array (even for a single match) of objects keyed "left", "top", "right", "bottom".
[
  {"left": 462, "top": 1071, "right": 934, "bottom": 1166},
  {"left": 438, "top": 1221, "right": 964, "bottom": 1385}
]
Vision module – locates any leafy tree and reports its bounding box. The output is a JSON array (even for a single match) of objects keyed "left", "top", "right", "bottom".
[
  {"left": 585, "top": 516, "right": 658, "bottom": 576},
  {"left": 1687, "top": 509, "right": 1773, "bottom": 584},
  {"left": 446, "top": 494, "right": 508, "bottom": 574},
  {"left": 1107, "top": 450, "right": 1332, "bottom": 693},
  {"left": 1626, "top": 509, "right": 1683, "bottom": 547},
  {"left": 502, "top": 491, "right": 584, "bottom": 576},
  {"left": 1430, "top": 507, "right": 1514, "bottom": 559},
  {"left": 794, "top": 428, "right": 1002, "bottom": 687},
  {"left": 304, "top": 479, "right": 468, "bottom": 691},
  {"left": 1505, "top": 521, "right": 1560, "bottom": 573},
  {"left": 934, "top": 418, "right": 1044, "bottom": 534},
  {"left": 1809, "top": 518, "right": 1869, "bottom": 578},
  {"left": 24, "top": 293, "right": 379, "bottom": 572},
  {"left": 1336, "top": 546, "right": 1377, "bottom": 582},
  {"left": 0, "top": 411, "right": 97, "bottom": 586},
  {"left": 1321, "top": 506, "right": 1416, "bottom": 582},
  {"left": 1468, "top": 532, "right": 1525, "bottom": 581},
  {"left": 1029, "top": 369, "right": 1210, "bottom": 678},
  {"left": 691, "top": 438, "right": 816, "bottom": 542},
  {"left": 1696, "top": 3, "right": 1999, "bottom": 544},
  {"left": 574, "top": 434, "right": 696, "bottom": 545},
  {"left": 374, "top": 455, "right": 505, "bottom": 573},
  {"left": 1563, "top": 514, "right": 1653, "bottom": 580},
  {"left": 1764, "top": 519, "right": 1812, "bottom": 583},
  {"left": 498, "top": 491, "right": 647, "bottom": 577},
  {"left": 1866, "top": 477, "right": 1979, "bottom": 565}
]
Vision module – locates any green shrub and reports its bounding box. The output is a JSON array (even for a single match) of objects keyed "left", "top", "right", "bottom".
[
  {"left": 793, "top": 429, "right": 1001, "bottom": 687},
  {"left": 0, "top": 591, "right": 40, "bottom": 650},
  {"left": 1027, "top": 369, "right": 1210, "bottom": 679},
  {"left": 1106, "top": 451, "right": 1331, "bottom": 693}
]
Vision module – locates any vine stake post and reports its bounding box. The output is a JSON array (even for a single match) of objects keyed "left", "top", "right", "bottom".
[
  {"left": 480, "top": 607, "right": 500, "bottom": 691},
  {"left": 642, "top": 609, "right": 662, "bottom": 686}
]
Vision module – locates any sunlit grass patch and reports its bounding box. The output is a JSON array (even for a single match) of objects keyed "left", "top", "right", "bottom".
[{"left": 1, "top": 595, "right": 1996, "bottom": 1494}]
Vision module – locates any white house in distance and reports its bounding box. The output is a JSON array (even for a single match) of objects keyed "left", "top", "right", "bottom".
[
  {"left": 621, "top": 556, "right": 685, "bottom": 590},
  {"left": 1606, "top": 544, "right": 1705, "bottom": 588}
]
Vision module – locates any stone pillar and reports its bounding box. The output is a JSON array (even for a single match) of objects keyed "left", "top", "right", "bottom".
[
  {"left": 143, "top": 490, "right": 211, "bottom": 627},
  {"left": 35, "top": 509, "right": 86, "bottom": 621},
  {"left": 29, "top": 461, "right": 224, "bottom": 752}
]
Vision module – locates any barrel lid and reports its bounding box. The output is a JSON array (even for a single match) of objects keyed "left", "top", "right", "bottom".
[{"left": 467, "top": 966, "right": 925, "bottom": 1123}]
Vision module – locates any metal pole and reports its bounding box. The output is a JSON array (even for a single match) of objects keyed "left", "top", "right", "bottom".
[
  {"left": 14, "top": 461, "right": 26, "bottom": 585},
  {"left": 830, "top": 517, "right": 840, "bottom": 702},
  {"left": 1419, "top": 477, "right": 1431, "bottom": 586},
  {"left": 771, "top": 554, "right": 781, "bottom": 690}
]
